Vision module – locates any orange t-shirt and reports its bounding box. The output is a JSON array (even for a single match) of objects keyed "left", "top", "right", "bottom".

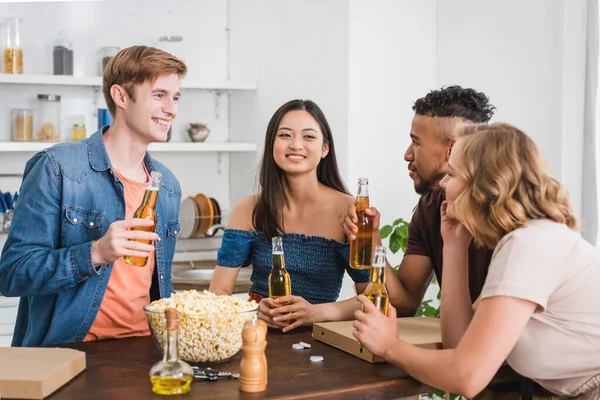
[{"left": 84, "top": 168, "right": 156, "bottom": 341}]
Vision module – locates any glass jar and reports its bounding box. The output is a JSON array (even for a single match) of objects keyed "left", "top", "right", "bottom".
[
  {"left": 36, "top": 94, "right": 61, "bottom": 142},
  {"left": 53, "top": 31, "right": 73, "bottom": 76},
  {"left": 98, "top": 46, "right": 120, "bottom": 74},
  {"left": 1, "top": 17, "right": 23, "bottom": 74},
  {"left": 72, "top": 123, "right": 86, "bottom": 141},
  {"left": 12, "top": 108, "right": 34, "bottom": 142},
  {"left": 158, "top": 36, "right": 185, "bottom": 61}
]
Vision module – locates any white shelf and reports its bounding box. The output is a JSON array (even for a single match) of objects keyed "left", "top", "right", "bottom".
[
  {"left": 0, "top": 74, "right": 257, "bottom": 91},
  {"left": 0, "top": 141, "right": 257, "bottom": 153}
]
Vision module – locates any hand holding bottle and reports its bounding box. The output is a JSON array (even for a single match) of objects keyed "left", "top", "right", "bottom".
[
  {"left": 91, "top": 218, "right": 158, "bottom": 266},
  {"left": 257, "top": 297, "right": 289, "bottom": 330},
  {"left": 270, "top": 295, "right": 319, "bottom": 333},
  {"left": 353, "top": 295, "right": 399, "bottom": 359},
  {"left": 340, "top": 203, "right": 381, "bottom": 241}
]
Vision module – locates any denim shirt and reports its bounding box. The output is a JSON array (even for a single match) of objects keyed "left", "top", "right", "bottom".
[{"left": 0, "top": 127, "right": 182, "bottom": 346}]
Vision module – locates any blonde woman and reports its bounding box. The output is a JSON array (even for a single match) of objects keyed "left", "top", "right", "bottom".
[{"left": 353, "top": 123, "right": 600, "bottom": 399}]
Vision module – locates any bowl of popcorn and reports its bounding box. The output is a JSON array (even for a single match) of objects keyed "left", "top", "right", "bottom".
[{"left": 144, "top": 290, "right": 259, "bottom": 365}]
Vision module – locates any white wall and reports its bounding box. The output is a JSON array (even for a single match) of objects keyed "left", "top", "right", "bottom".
[
  {"left": 228, "top": 0, "right": 350, "bottom": 205},
  {"left": 436, "top": 0, "right": 588, "bottom": 220},
  {"left": 347, "top": 0, "right": 436, "bottom": 269}
]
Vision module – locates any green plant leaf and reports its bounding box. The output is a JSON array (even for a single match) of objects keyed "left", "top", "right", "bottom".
[
  {"left": 392, "top": 218, "right": 406, "bottom": 226},
  {"left": 400, "top": 237, "right": 407, "bottom": 253},
  {"left": 389, "top": 232, "right": 402, "bottom": 254},
  {"left": 380, "top": 225, "right": 393, "bottom": 239}
]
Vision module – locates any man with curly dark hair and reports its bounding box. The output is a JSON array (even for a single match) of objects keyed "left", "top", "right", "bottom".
[
  {"left": 341, "top": 85, "right": 496, "bottom": 314},
  {"left": 342, "top": 86, "right": 557, "bottom": 398}
]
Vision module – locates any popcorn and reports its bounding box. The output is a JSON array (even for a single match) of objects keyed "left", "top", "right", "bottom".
[{"left": 145, "top": 290, "right": 258, "bottom": 363}]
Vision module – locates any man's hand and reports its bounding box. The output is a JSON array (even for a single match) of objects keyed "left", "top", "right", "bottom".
[
  {"left": 339, "top": 201, "right": 381, "bottom": 241},
  {"left": 270, "top": 295, "right": 320, "bottom": 333},
  {"left": 353, "top": 295, "right": 399, "bottom": 358},
  {"left": 91, "top": 219, "right": 158, "bottom": 266},
  {"left": 440, "top": 201, "right": 472, "bottom": 249}
]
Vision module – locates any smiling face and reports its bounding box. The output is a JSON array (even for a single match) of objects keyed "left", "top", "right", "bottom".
[
  {"left": 119, "top": 73, "right": 181, "bottom": 144},
  {"left": 439, "top": 139, "right": 467, "bottom": 218},
  {"left": 272, "top": 110, "right": 329, "bottom": 176}
]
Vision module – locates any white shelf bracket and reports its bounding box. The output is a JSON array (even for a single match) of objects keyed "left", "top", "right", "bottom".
[
  {"left": 92, "top": 87, "right": 101, "bottom": 114},
  {"left": 214, "top": 91, "right": 222, "bottom": 119},
  {"left": 217, "top": 152, "right": 223, "bottom": 175}
]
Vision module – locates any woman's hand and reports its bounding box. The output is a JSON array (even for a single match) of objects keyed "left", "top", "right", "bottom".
[
  {"left": 440, "top": 201, "right": 472, "bottom": 248},
  {"left": 257, "top": 297, "right": 289, "bottom": 329},
  {"left": 270, "top": 295, "right": 320, "bottom": 333},
  {"left": 353, "top": 295, "right": 399, "bottom": 358}
]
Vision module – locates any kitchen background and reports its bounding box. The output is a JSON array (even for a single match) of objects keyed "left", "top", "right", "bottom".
[{"left": 0, "top": 0, "right": 598, "bottom": 346}]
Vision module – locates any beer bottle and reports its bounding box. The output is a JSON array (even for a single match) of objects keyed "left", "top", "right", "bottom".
[
  {"left": 362, "top": 245, "right": 389, "bottom": 315},
  {"left": 349, "top": 177, "right": 373, "bottom": 269},
  {"left": 124, "top": 171, "right": 161, "bottom": 267},
  {"left": 268, "top": 236, "right": 291, "bottom": 301}
]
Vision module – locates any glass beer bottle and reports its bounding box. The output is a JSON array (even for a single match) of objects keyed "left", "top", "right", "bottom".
[
  {"left": 268, "top": 236, "right": 291, "bottom": 301},
  {"left": 349, "top": 177, "right": 373, "bottom": 269},
  {"left": 124, "top": 171, "right": 161, "bottom": 267},
  {"left": 362, "top": 246, "right": 389, "bottom": 315}
]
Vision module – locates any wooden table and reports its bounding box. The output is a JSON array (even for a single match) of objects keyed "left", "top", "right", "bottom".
[{"left": 46, "top": 327, "right": 522, "bottom": 400}]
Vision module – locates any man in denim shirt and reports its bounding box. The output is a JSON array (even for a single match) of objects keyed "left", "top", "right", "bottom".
[{"left": 0, "top": 46, "right": 186, "bottom": 346}]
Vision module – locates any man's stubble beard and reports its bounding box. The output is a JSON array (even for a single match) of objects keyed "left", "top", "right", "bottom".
[{"left": 413, "top": 167, "right": 447, "bottom": 195}]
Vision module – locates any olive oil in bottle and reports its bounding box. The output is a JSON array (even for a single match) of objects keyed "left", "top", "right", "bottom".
[
  {"left": 268, "top": 236, "right": 291, "bottom": 301},
  {"left": 362, "top": 246, "right": 389, "bottom": 315},
  {"left": 349, "top": 177, "right": 373, "bottom": 270},
  {"left": 149, "top": 308, "right": 194, "bottom": 395}
]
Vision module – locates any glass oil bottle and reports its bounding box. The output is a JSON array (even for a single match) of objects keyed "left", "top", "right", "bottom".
[{"left": 149, "top": 307, "right": 193, "bottom": 395}]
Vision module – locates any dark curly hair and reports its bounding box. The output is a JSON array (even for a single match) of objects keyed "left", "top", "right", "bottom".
[{"left": 413, "top": 85, "right": 495, "bottom": 123}]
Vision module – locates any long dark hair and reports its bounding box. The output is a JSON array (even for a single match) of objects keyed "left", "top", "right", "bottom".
[{"left": 252, "top": 99, "right": 349, "bottom": 239}]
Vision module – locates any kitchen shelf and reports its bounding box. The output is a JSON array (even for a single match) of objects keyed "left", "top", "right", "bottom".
[
  {"left": 0, "top": 74, "right": 257, "bottom": 90},
  {"left": 0, "top": 141, "right": 257, "bottom": 153}
]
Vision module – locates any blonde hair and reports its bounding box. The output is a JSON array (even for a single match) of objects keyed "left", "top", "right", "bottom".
[
  {"left": 102, "top": 46, "right": 187, "bottom": 117},
  {"left": 450, "top": 122, "right": 579, "bottom": 248}
]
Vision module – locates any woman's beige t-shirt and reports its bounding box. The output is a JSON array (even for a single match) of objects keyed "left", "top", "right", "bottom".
[{"left": 480, "top": 219, "right": 600, "bottom": 396}]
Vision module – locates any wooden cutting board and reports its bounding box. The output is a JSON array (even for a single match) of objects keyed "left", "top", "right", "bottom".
[
  {"left": 313, "top": 317, "right": 442, "bottom": 363},
  {"left": 0, "top": 347, "right": 86, "bottom": 399}
]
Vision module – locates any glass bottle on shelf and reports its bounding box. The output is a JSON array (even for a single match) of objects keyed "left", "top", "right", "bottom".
[
  {"left": 349, "top": 177, "right": 373, "bottom": 269},
  {"left": 36, "top": 94, "right": 61, "bottom": 142},
  {"left": 71, "top": 123, "right": 86, "bottom": 141},
  {"left": 53, "top": 31, "right": 73, "bottom": 76},
  {"left": 362, "top": 246, "right": 389, "bottom": 315},
  {"left": 2, "top": 17, "right": 23, "bottom": 74},
  {"left": 149, "top": 307, "right": 193, "bottom": 395},
  {"left": 98, "top": 46, "right": 120, "bottom": 74},
  {"left": 12, "top": 108, "right": 34, "bottom": 142}
]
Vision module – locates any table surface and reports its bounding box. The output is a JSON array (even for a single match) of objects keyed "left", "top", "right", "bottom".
[{"left": 42, "top": 326, "right": 523, "bottom": 400}]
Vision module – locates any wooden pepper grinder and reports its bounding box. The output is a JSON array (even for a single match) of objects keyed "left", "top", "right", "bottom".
[{"left": 239, "top": 317, "right": 268, "bottom": 393}]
